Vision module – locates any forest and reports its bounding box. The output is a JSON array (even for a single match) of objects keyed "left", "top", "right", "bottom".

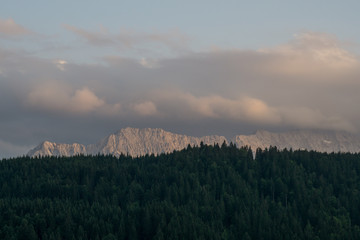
[{"left": 1, "top": 143, "right": 360, "bottom": 239}]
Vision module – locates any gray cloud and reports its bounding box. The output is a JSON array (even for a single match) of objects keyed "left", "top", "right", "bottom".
[{"left": 1, "top": 31, "right": 360, "bottom": 158}]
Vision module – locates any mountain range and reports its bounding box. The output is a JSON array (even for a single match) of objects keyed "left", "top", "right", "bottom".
[{"left": 27, "top": 127, "right": 360, "bottom": 157}]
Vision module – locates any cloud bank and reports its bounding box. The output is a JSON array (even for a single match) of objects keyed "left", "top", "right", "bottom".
[{"left": 1, "top": 30, "right": 360, "bottom": 157}]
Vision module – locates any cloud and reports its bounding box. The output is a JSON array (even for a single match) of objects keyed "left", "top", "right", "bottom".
[
  {"left": 0, "top": 18, "right": 32, "bottom": 37},
  {"left": 279, "top": 106, "right": 355, "bottom": 132},
  {"left": 144, "top": 90, "right": 354, "bottom": 132},
  {"left": 2, "top": 31, "right": 360, "bottom": 158},
  {"left": 26, "top": 82, "right": 117, "bottom": 114},
  {"left": 63, "top": 24, "right": 189, "bottom": 53},
  {"left": 63, "top": 24, "right": 114, "bottom": 46},
  {"left": 257, "top": 32, "right": 359, "bottom": 78},
  {"left": 18, "top": 31, "right": 360, "bottom": 135},
  {"left": 70, "top": 88, "right": 105, "bottom": 112},
  {"left": 148, "top": 90, "right": 281, "bottom": 124},
  {"left": 139, "top": 58, "right": 159, "bottom": 68},
  {"left": 54, "top": 59, "right": 67, "bottom": 71},
  {"left": 132, "top": 101, "right": 158, "bottom": 116}
]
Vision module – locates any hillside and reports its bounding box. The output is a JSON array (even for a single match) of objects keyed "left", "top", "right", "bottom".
[{"left": 2, "top": 145, "right": 360, "bottom": 239}]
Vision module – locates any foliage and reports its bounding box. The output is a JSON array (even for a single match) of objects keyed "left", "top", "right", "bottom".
[{"left": 0, "top": 144, "right": 360, "bottom": 239}]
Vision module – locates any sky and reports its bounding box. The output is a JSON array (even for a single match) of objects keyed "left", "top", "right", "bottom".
[{"left": 1, "top": 1, "right": 360, "bottom": 158}]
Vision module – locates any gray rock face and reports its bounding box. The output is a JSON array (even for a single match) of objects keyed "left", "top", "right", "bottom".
[
  {"left": 86, "top": 128, "right": 227, "bottom": 157},
  {"left": 27, "top": 141, "right": 87, "bottom": 157},
  {"left": 27, "top": 128, "right": 360, "bottom": 158},
  {"left": 27, "top": 127, "right": 227, "bottom": 157},
  {"left": 232, "top": 130, "right": 360, "bottom": 153}
]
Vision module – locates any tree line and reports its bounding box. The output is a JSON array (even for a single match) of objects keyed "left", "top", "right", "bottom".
[{"left": 0, "top": 143, "right": 360, "bottom": 239}]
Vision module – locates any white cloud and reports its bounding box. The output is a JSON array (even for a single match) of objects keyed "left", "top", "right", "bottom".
[
  {"left": 70, "top": 88, "right": 105, "bottom": 113},
  {"left": 149, "top": 90, "right": 281, "bottom": 124},
  {"left": 132, "top": 101, "right": 158, "bottom": 116},
  {"left": 54, "top": 59, "right": 67, "bottom": 71},
  {"left": 139, "top": 58, "right": 159, "bottom": 68},
  {"left": 26, "top": 82, "right": 123, "bottom": 115},
  {"left": 144, "top": 90, "right": 356, "bottom": 132},
  {"left": 257, "top": 32, "right": 359, "bottom": 78}
]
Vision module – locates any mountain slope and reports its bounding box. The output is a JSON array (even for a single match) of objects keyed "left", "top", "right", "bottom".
[
  {"left": 27, "top": 141, "right": 86, "bottom": 157},
  {"left": 233, "top": 130, "right": 360, "bottom": 153},
  {"left": 87, "top": 127, "right": 227, "bottom": 156},
  {"left": 27, "top": 128, "right": 360, "bottom": 157},
  {"left": 28, "top": 127, "right": 227, "bottom": 157}
]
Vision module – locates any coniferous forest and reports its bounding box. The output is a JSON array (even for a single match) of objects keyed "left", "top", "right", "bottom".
[{"left": 1, "top": 143, "right": 360, "bottom": 239}]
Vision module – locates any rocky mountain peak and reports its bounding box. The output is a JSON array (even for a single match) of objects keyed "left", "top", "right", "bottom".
[
  {"left": 233, "top": 130, "right": 360, "bottom": 153},
  {"left": 27, "top": 128, "right": 360, "bottom": 158},
  {"left": 28, "top": 128, "right": 227, "bottom": 157}
]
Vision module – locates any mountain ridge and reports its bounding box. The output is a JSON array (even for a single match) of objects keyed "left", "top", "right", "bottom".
[
  {"left": 27, "top": 127, "right": 360, "bottom": 157},
  {"left": 232, "top": 129, "right": 360, "bottom": 154},
  {"left": 28, "top": 127, "right": 228, "bottom": 157}
]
